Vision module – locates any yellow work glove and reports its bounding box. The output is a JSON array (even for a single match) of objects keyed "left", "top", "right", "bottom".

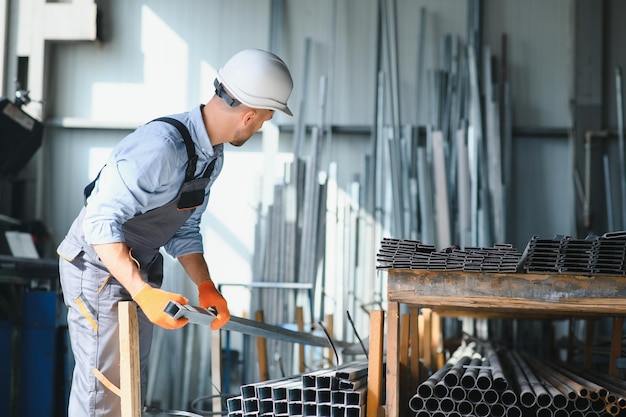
[
  {"left": 197, "top": 280, "right": 231, "bottom": 330},
  {"left": 132, "top": 283, "right": 189, "bottom": 329}
]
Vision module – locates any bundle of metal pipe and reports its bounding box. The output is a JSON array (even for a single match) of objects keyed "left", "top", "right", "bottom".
[
  {"left": 226, "top": 360, "right": 369, "bottom": 417},
  {"left": 408, "top": 341, "right": 626, "bottom": 417},
  {"left": 523, "top": 354, "right": 626, "bottom": 417}
]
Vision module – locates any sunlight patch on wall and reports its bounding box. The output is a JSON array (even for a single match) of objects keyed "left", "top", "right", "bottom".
[
  {"left": 199, "top": 60, "right": 218, "bottom": 103},
  {"left": 88, "top": 147, "right": 113, "bottom": 180},
  {"left": 91, "top": 5, "right": 189, "bottom": 122},
  {"left": 201, "top": 149, "right": 294, "bottom": 285}
]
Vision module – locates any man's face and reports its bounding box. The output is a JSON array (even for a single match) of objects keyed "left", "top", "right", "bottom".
[{"left": 230, "top": 109, "right": 275, "bottom": 147}]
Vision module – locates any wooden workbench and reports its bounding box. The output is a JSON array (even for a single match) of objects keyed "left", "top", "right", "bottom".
[{"left": 384, "top": 269, "right": 626, "bottom": 417}]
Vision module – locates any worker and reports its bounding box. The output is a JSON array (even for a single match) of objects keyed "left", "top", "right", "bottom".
[{"left": 56, "top": 48, "right": 294, "bottom": 416}]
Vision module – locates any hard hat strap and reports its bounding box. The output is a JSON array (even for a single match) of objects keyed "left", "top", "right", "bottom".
[{"left": 213, "top": 79, "right": 240, "bottom": 108}]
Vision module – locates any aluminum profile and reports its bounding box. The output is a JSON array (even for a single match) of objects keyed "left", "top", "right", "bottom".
[
  {"left": 523, "top": 232, "right": 626, "bottom": 275},
  {"left": 226, "top": 361, "right": 370, "bottom": 417},
  {"left": 376, "top": 237, "right": 523, "bottom": 273}
]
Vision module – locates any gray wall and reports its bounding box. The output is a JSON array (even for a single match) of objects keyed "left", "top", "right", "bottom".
[
  {"left": 35, "top": 0, "right": 589, "bottom": 253},
  {"left": 4, "top": 0, "right": 626, "bottom": 408}
]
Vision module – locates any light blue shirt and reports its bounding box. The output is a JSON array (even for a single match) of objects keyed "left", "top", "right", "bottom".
[{"left": 82, "top": 105, "right": 223, "bottom": 258}]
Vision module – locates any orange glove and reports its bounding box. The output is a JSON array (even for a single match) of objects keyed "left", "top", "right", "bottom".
[
  {"left": 198, "top": 280, "right": 230, "bottom": 330},
  {"left": 133, "top": 284, "right": 189, "bottom": 329}
]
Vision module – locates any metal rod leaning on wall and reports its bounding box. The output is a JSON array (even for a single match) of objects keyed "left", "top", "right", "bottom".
[
  {"left": 417, "top": 129, "right": 435, "bottom": 244},
  {"left": 483, "top": 45, "right": 505, "bottom": 244},
  {"left": 293, "top": 38, "right": 311, "bottom": 159},
  {"left": 415, "top": 7, "right": 426, "bottom": 128},
  {"left": 604, "top": 154, "right": 615, "bottom": 231},
  {"left": 432, "top": 130, "right": 451, "bottom": 248},
  {"left": 374, "top": 71, "right": 386, "bottom": 239},
  {"left": 466, "top": 44, "right": 482, "bottom": 246},
  {"left": 501, "top": 33, "right": 513, "bottom": 241},
  {"left": 615, "top": 66, "right": 626, "bottom": 229},
  {"left": 446, "top": 35, "right": 461, "bottom": 211},
  {"left": 582, "top": 130, "right": 616, "bottom": 232},
  {"left": 456, "top": 123, "right": 471, "bottom": 248}
]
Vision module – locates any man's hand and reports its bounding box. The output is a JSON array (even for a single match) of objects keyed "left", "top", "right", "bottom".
[
  {"left": 133, "top": 284, "right": 189, "bottom": 329},
  {"left": 197, "top": 280, "right": 231, "bottom": 330}
]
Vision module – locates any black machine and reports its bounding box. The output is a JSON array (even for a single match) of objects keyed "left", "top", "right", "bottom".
[
  {"left": 0, "top": 94, "right": 67, "bottom": 417},
  {"left": 0, "top": 97, "right": 44, "bottom": 178}
]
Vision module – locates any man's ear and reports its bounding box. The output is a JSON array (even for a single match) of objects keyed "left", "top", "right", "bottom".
[{"left": 242, "top": 109, "right": 257, "bottom": 125}]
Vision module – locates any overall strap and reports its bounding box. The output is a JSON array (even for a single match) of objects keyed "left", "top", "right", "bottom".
[
  {"left": 83, "top": 116, "right": 216, "bottom": 204},
  {"left": 153, "top": 117, "right": 197, "bottom": 181}
]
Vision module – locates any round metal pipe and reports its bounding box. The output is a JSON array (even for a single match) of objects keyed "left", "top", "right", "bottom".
[
  {"left": 606, "top": 402, "right": 621, "bottom": 416},
  {"left": 490, "top": 402, "right": 505, "bottom": 417},
  {"left": 460, "top": 354, "right": 483, "bottom": 388},
  {"left": 434, "top": 380, "right": 449, "bottom": 398},
  {"left": 553, "top": 408, "right": 569, "bottom": 417},
  {"left": 439, "top": 397, "right": 455, "bottom": 413},
  {"left": 425, "top": 397, "right": 440, "bottom": 412},
  {"left": 512, "top": 351, "right": 551, "bottom": 408},
  {"left": 505, "top": 351, "right": 535, "bottom": 408},
  {"left": 473, "top": 401, "right": 490, "bottom": 417},
  {"left": 485, "top": 342, "right": 508, "bottom": 391},
  {"left": 443, "top": 356, "right": 472, "bottom": 388},
  {"left": 409, "top": 395, "right": 424, "bottom": 412},
  {"left": 505, "top": 405, "right": 522, "bottom": 417},
  {"left": 482, "top": 388, "right": 498, "bottom": 405},
  {"left": 467, "top": 388, "right": 482, "bottom": 403},
  {"left": 536, "top": 406, "right": 553, "bottom": 417},
  {"left": 500, "top": 389, "right": 518, "bottom": 406},
  {"left": 450, "top": 385, "right": 466, "bottom": 401},
  {"left": 476, "top": 357, "right": 493, "bottom": 390},
  {"left": 457, "top": 399, "right": 473, "bottom": 415}
]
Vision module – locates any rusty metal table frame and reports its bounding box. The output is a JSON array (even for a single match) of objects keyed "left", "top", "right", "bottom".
[{"left": 384, "top": 269, "right": 626, "bottom": 417}]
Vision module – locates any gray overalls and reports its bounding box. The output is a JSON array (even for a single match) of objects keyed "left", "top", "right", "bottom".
[{"left": 57, "top": 118, "right": 215, "bottom": 417}]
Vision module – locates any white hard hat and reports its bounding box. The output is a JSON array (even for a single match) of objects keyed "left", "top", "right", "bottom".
[{"left": 216, "top": 49, "right": 294, "bottom": 116}]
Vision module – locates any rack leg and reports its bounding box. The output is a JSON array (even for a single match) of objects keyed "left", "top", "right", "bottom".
[
  {"left": 386, "top": 301, "right": 400, "bottom": 417},
  {"left": 584, "top": 319, "right": 595, "bottom": 369},
  {"left": 367, "top": 310, "right": 384, "bottom": 417},
  {"left": 609, "top": 316, "right": 624, "bottom": 376}
]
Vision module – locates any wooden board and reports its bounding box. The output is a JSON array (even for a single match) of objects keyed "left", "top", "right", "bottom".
[
  {"left": 388, "top": 270, "right": 626, "bottom": 315},
  {"left": 211, "top": 324, "right": 222, "bottom": 413},
  {"left": 399, "top": 314, "right": 410, "bottom": 417},
  {"left": 385, "top": 303, "right": 399, "bottom": 417},
  {"left": 118, "top": 301, "right": 141, "bottom": 417}
]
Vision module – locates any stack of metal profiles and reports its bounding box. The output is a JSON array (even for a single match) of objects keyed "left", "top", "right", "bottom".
[
  {"left": 376, "top": 237, "right": 437, "bottom": 270},
  {"left": 226, "top": 361, "right": 368, "bottom": 417},
  {"left": 592, "top": 231, "right": 626, "bottom": 275},
  {"left": 561, "top": 237, "right": 596, "bottom": 274},
  {"left": 523, "top": 235, "right": 567, "bottom": 274},
  {"left": 523, "top": 231, "right": 626, "bottom": 275},
  {"left": 376, "top": 238, "right": 523, "bottom": 273}
]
